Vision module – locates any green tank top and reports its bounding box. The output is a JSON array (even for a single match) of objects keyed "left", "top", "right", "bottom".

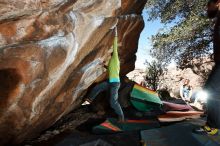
[{"left": 108, "top": 36, "right": 120, "bottom": 82}]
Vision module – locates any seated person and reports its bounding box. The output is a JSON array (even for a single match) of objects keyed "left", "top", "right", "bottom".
[{"left": 180, "top": 79, "right": 193, "bottom": 102}]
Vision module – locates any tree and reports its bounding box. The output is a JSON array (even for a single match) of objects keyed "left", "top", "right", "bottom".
[
  {"left": 144, "top": 60, "right": 164, "bottom": 91},
  {"left": 145, "top": 0, "right": 214, "bottom": 69}
]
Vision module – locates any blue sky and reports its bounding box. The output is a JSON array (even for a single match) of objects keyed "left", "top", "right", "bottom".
[{"left": 135, "top": 9, "right": 164, "bottom": 69}]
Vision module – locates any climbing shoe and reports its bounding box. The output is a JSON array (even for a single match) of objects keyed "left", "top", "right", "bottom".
[
  {"left": 81, "top": 98, "right": 92, "bottom": 105},
  {"left": 193, "top": 125, "right": 219, "bottom": 136}
]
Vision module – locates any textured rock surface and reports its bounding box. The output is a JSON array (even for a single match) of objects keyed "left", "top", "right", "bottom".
[
  {"left": 0, "top": 0, "right": 147, "bottom": 144},
  {"left": 128, "top": 65, "right": 211, "bottom": 98},
  {"left": 160, "top": 66, "right": 204, "bottom": 97}
]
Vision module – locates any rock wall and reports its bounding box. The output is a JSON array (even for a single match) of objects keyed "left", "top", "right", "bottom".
[
  {"left": 128, "top": 66, "right": 209, "bottom": 98},
  {"left": 159, "top": 66, "right": 205, "bottom": 97},
  {"left": 0, "top": 0, "right": 147, "bottom": 145}
]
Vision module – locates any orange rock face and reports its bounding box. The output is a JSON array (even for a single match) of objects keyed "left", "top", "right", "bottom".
[{"left": 0, "top": 0, "right": 147, "bottom": 144}]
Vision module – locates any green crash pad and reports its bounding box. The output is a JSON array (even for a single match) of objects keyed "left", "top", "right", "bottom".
[
  {"left": 141, "top": 122, "right": 220, "bottom": 146},
  {"left": 130, "top": 84, "right": 162, "bottom": 112},
  {"left": 92, "top": 118, "right": 160, "bottom": 134}
]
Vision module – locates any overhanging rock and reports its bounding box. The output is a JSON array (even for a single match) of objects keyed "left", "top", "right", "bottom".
[{"left": 0, "top": 0, "right": 147, "bottom": 144}]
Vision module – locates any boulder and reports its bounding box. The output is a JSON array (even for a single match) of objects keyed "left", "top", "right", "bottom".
[{"left": 0, "top": 0, "right": 147, "bottom": 144}]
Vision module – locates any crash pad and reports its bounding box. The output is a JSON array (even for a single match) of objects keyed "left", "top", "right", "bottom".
[
  {"left": 130, "top": 84, "right": 162, "bottom": 112},
  {"left": 165, "top": 98, "right": 188, "bottom": 105},
  {"left": 141, "top": 122, "right": 220, "bottom": 146},
  {"left": 162, "top": 101, "right": 194, "bottom": 111},
  {"left": 158, "top": 111, "right": 204, "bottom": 122},
  {"left": 92, "top": 118, "right": 160, "bottom": 134},
  {"left": 192, "top": 134, "right": 220, "bottom": 146},
  {"left": 80, "top": 139, "right": 112, "bottom": 146}
]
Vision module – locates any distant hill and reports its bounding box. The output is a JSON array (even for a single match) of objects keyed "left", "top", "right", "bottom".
[{"left": 127, "top": 57, "right": 214, "bottom": 97}]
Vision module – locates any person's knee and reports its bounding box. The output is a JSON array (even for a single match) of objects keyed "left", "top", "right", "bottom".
[{"left": 94, "top": 82, "right": 108, "bottom": 91}]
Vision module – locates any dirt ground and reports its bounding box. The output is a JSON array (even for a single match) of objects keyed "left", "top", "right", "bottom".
[
  {"left": 22, "top": 98, "right": 206, "bottom": 146},
  {"left": 22, "top": 105, "right": 145, "bottom": 146}
]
